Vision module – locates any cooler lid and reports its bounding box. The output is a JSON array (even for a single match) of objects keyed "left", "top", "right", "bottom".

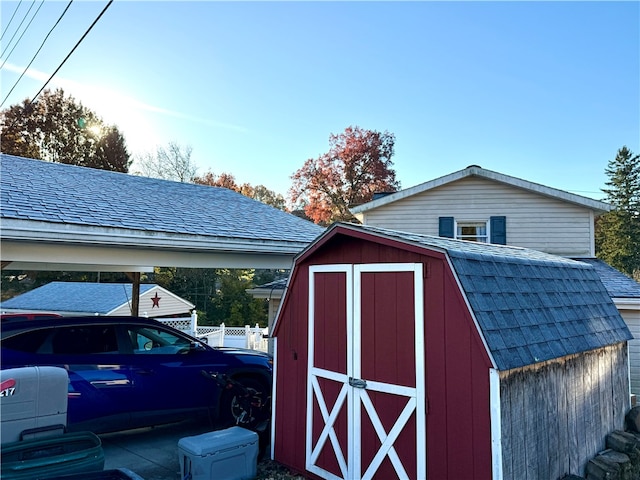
[{"left": 178, "top": 426, "right": 258, "bottom": 457}]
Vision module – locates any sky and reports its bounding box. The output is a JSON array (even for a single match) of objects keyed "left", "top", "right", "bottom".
[{"left": 1, "top": 1, "right": 638, "bottom": 202}]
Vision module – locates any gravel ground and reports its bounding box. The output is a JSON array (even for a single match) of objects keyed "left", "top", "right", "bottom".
[{"left": 256, "top": 458, "right": 307, "bottom": 479}]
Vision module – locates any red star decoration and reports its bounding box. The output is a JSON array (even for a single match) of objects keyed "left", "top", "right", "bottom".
[{"left": 151, "top": 292, "right": 161, "bottom": 308}]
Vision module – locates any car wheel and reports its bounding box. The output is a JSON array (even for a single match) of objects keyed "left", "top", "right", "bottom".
[{"left": 219, "top": 377, "right": 269, "bottom": 430}]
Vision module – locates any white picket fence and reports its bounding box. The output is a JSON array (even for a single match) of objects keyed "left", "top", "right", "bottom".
[{"left": 155, "top": 312, "right": 269, "bottom": 352}]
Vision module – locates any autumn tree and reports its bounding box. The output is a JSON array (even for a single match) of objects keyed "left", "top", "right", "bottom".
[
  {"left": 289, "top": 126, "right": 400, "bottom": 225},
  {"left": 134, "top": 141, "right": 196, "bottom": 182},
  {"left": 596, "top": 146, "right": 640, "bottom": 279},
  {"left": 193, "top": 171, "right": 286, "bottom": 210},
  {"left": 194, "top": 171, "right": 240, "bottom": 190},
  {"left": 251, "top": 185, "right": 286, "bottom": 211},
  {"left": 0, "top": 88, "right": 130, "bottom": 172}
]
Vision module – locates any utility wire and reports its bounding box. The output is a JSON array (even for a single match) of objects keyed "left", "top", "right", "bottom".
[
  {"left": 30, "top": 0, "right": 114, "bottom": 104},
  {"left": 0, "top": 0, "right": 24, "bottom": 42},
  {"left": 0, "top": 0, "right": 73, "bottom": 108},
  {"left": 1, "top": 0, "right": 46, "bottom": 69},
  {"left": 1, "top": 0, "right": 37, "bottom": 53}
]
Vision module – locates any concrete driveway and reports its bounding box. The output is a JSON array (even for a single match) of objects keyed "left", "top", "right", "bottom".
[{"left": 100, "top": 420, "right": 215, "bottom": 480}]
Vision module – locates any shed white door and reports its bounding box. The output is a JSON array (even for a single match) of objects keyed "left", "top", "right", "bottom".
[{"left": 306, "top": 263, "right": 425, "bottom": 480}]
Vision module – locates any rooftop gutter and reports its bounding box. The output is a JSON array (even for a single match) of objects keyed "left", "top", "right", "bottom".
[{"left": 0, "top": 218, "right": 313, "bottom": 255}]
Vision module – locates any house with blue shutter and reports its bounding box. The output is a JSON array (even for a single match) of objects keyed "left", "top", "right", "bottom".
[
  {"left": 350, "top": 165, "right": 640, "bottom": 393},
  {"left": 350, "top": 165, "right": 609, "bottom": 257}
]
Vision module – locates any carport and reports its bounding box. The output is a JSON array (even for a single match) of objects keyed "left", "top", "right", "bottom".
[{"left": 0, "top": 154, "right": 324, "bottom": 314}]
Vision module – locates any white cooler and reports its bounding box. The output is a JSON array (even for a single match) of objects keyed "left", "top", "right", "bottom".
[
  {"left": 178, "top": 426, "right": 258, "bottom": 480},
  {"left": 0, "top": 366, "right": 68, "bottom": 444}
]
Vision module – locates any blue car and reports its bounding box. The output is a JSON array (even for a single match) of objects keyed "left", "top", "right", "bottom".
[{"left": 0, "top": 316, "right": 272, "bottom": 434}]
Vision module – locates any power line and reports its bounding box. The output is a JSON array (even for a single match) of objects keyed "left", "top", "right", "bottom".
[
  {"left": 31, "top": 0, "right": 114, "bottom": 104},
  {"left": 0, "top": 0, "right": 73, "bottom": 108},
  {"left": 1, "top": 0, "right": 46, "bottom": 69},
  {"left": 0, "top": 0, "right": 24, "bottom": 42},
  {"left": 1, "top": 0, "right": 37, "bottom": 52}
]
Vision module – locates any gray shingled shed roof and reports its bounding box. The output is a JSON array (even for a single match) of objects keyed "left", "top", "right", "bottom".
[
  {"left": 1, "top": 154, "right": 324, "bottom": 271},
  {"left": 328, "top": 223, "right": 632, "bottom": 371}
]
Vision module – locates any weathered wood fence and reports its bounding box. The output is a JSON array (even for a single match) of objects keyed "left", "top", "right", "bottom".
[{"left": 500, "top": 343, "right": 629, "bottom": 479}]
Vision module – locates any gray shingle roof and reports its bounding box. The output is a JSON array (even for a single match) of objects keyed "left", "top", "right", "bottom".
[
  {"left": 0, "top": 154, "right": 323, "bottom": 243},
  {"left": 572, "top": 258, "right": 640, "bottom": 299},
  {"left": 0, "top": 282, "right": 157, "bottom": 314},
  {"left": 338, "top": 224, "right": 632, "bottom": 371}
]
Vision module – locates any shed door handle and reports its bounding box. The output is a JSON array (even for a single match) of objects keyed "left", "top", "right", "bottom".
[{"left": 349, "top": 377, "right": 367, "bottom": 389}]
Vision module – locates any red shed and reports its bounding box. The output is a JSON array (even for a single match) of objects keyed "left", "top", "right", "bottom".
[{"left": 271, "top": 223, "right": 632, "bottom": 480}]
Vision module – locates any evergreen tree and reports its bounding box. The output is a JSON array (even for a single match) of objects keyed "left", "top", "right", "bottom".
[{"left": 596, "top": 146, "right": 640, "bottom": 279}]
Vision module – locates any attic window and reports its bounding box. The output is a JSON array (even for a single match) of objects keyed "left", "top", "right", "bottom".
[{"left": 456, "top": 222, "right": 488, "bottom": 243}]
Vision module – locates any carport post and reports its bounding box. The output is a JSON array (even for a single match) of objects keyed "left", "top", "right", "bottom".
[{"left": 125, "top": 272, "right": 141, "bottom": 316}]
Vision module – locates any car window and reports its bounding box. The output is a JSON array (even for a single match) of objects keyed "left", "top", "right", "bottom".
[
  {"left": 51, "top": 325, "right": 119, "bottom": 355},
  {"left": 126, "top": 326, "right": 191, "bottom": 354},
  {"left": 1, "top": 329, "right": 51, "bottom": 353}
]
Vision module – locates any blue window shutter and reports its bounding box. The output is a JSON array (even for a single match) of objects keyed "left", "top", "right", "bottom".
[
  {"left": 490, "top": 216, "right": 506, "bottom": 244},
  {"left": 439, "top": 217, "right": 454, "bottom": 238}
]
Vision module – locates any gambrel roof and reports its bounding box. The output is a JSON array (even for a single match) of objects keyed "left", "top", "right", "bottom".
[
  {"left": 301, "top": 223, "right": 631, "bottom": 371},
  {"left": 0, "top": 282, "right": 194, "bottom": 316},
  {"left": 0, "top": 154, "right": 324, "bottom": 271},
  {"left": 350, "top": 165, "right": 611, "bottom": 214}
]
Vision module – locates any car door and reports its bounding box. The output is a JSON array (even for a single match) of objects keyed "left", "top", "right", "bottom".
[
  {"left": 50, "top": 324, "right": 135, "bottom": 431},
  {"left": 1, "top": 324, "right": 135, "bottom": 432},
  {"left": 119, "top": 323, "right": 222, "bottom": 424}
]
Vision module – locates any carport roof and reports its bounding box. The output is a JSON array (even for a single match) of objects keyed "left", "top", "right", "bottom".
[{"left": 0, "top": 154, "right": 324, "bottom": 271}]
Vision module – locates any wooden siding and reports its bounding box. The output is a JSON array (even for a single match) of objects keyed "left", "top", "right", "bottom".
[
  {"left": 499, "top": 343, "right": 629, "bottom": 480},
  {"left": 273, "top": 235, "right": 494, "bottom": 479},
  {"left": 429, "top": 256, "right": 493, "bottom": 479},
  {"left": 110, "top": 287, "right": 193, "bottom": 317},
  {"left": 623, "top": 308, "right": 640, "bottom": 394},
  {"left": 359, "top": 176, "right": 595, "bottom": 257},
  {"left": 272, "top": 265, "right": 312, "bottom": 476}
]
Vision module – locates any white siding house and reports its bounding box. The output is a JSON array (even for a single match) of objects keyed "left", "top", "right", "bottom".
[
  {"left": 623, "top": 301, "right": 640, "bottom": 392},
  {"left": 351, "top": 165, "right": 640, "bottom": 394},
  {"left": 351, "top": 165, "right": 608, "bottom": 258}
]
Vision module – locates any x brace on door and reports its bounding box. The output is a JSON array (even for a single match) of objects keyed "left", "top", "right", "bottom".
[
  {"left": 309, "top": 369, "right": 350, "bottom": 477},
  {"left": 359, "top": 382, "right": 418, "bottom": 479}
]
